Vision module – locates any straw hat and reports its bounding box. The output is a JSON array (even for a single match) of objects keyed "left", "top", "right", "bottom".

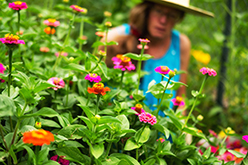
[{"left": 144, "top": 0, "right": 214, "bottom": 18}]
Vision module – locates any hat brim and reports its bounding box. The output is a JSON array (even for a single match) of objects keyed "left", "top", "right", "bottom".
[{"left": 145, "top": 0, "right": 214, "bottom": 18}]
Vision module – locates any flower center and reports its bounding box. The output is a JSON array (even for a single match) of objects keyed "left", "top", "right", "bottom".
[
  {"left": 135, "top": 104, "right": 142, "bottom": 113},
  {"left": 31, "top": 129, "right": 47, "bottom": 139},
  {"left": 175, "top": 96, "right": 182, "bottom": 103},
  {"left": 14, "top": 1, "right": 22, "bottom": 5},
  {"left": 5, "top": 34, "right": 19, "bottom": 42},
  {"left": 116, "top": 54, "right": 123, "bottom": 59},
  {"left": 93, "top": 83, "right": 104, "bottom": 92},
  {"left": 53, "top": 78, "right": 60, "bottom": 85},
  {"left": 74, "top": 5, "right": 83, "bottom": 10},
  {"left": 89, "top": 73, "right": 98, "bottom": 78},
  {"left": 160, "top": 66, "right": 169, "bottom": 72},
  {"left": 48, "top": 18, "right": 56, "bottom": 23}
]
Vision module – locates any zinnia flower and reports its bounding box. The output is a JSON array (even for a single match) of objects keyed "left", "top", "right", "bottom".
[
  {"left": 51, "top": 155, "right": 70, "bottom": 165},
  {"left": 218, "top": 151, "right": 235, "bottom": 163},
  {"left": 70, "top": 5, "right": 87, "bottom": 13},
  {"left": 87, "top": 82, "right": 110, "bottom": 96},
  {"left": 191, "top": 50, "right": 211, "bottom": 65},
  {"left": 155, "top": 66, "right": 170, "bottom": 75},
  {"left": 131, "top": 104, "right": 145, "bottom": 115},
  {"left": 43, "top": 19, "right": 60, "bottom": 27},
  {"left": 242, "top": 135, "right": 248, "bottom": 143},
  {"left": 55, "top": 51, "right": 68, "bottom": 57},
  {"left": 40, "top": 47, "right": 50, "bottom": 53},
  {"left": 171, "top": 96, "right": 185, "bottom": 106},
  {"left": 104, "top": 11, "right": 112, "bottom": 17},
  {"left": 23, "top": 129, "right": 54, "bottom": 146},
  {"left": 157, "top": 137, "right": 165, "bottom": 143},
  {"left": 199, "top": 67, "right": 217, "bottom": 76},
  {"left": 44, "top": 27, "right": 56, "bottom": 34},
  {"left": 139, "top": 38, "right": 150, "bottom": 44},
  {"left": 9, "top": 1, "right": 28, "bottom": 10},
  {"left": 95, "top": 31, "right": 105, "bottom": 38},
  {"left": 84, "top": 73, "right": 101, "bottom": 83},
  {"left": 0, "top": 63, "right": 6, "bottom": 83},
  {"left": 209, "top": 129, "right": 218, "bottom": 137},
  {"left": 47, "top": 77, "right": 65, "bottom": 90},
  {"left": 105, "top": 21, "right": 112, "bottom": 27},
  {"left": 112, "top": 55, "right": 135, "bottom": 71},
  {"left": 138, "top": 112, "right": 157, "bottom": 125},
  {"left": 0, "top": 34, "right": 25, "bottom": 45}
]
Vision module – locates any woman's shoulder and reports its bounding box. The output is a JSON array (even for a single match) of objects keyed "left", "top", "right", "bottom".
[
  {"left": 106, "top": 23, "right": 130, "bottom": 41},
  {"left": 179, "top": 33, "right": 191, "bottom": 58}
]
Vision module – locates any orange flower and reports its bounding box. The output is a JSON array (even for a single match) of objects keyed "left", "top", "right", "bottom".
[
  {"left": 87, "top": 82, "right": 110, "bottom": 96},
  {"left": 23, "top": 129, "right": 54, "bottom": 146},
  {"left": 44, "top": 27, "right": 55, "bottom": 34}
]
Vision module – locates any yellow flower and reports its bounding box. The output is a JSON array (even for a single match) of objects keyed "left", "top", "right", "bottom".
[
  {"left": 191, "top": 50, "right": 211, "bottom": 65},
  {"left": 218, "top": 127, "right": 235, "bottom": 139}
]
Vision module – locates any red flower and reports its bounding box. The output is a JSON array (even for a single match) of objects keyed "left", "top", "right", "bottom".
[
  {"left": 23, "top": 129, "right": 54, "bottom": 146},
  {"left": 87, "top": 82, "right": 110, "bottom": 96}
]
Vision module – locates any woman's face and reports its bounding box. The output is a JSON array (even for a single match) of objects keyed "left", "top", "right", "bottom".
[{"left": 147, "top": 4, "right": 182, "bottom": 39}]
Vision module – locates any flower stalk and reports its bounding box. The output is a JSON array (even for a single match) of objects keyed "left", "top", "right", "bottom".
[
  {"left": 136, "top": 44, "right": 145, "bottom": 94},
  {"left": 79, "top": 17, "right": 84, "bottom": 50}
]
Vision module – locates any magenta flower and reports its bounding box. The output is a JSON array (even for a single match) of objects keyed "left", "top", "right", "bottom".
[
  {"left": 209, "top": 129, "right": 218, "bottom": 138},
  {"left": 43, "top": 19, "right": 60, "bottom": 27},
  {"left": 0, "top": 34, "right": 25, "bottom": 45},
  {"left": 9, "top": 1, "right": 28, "bottom": 10},
  {"left": 47, "top": 77, "right": 65, "bottom": 90},
  {"left": 155, "top": 66, "right": 170, "bottom": 75},
  {"left": 112, "top": 55, "right": 135, "bottom": 71},
  {"left": 131, "top": 104, "right": 145, "bottom": 115},
  {"left": 138, "top": 112, "right": 157, "bottom": 125},
  {"left": 55, "top": 51, "right": 68, "bottom": 57},
  {"left": 70, "top": 5, "right": 87, "bottom": 13},
  {"left": 139, "top": 38, "right": 150, "bottom": 44},
  {"left": 242, "top": 135, "right": 248, "bottom": 143},
  {"left": 157, "top": 137, "right": 165, "bottom": 143},
  {"left": 171, "top": 96, "right": 185, "bottom": 106},
  {"left": 51, "top": 155, "right": 70, "bottom": 165},
  {"left": 0, "top": 63, "right": 6, "bottom": 83},
  {"left": 84, "top": 73, "right": 101, "bottom": 83},
  {"left": 217, "top": 151, "right": 235, "bottom": 163},
  {"left": 199, "top": 67, "right": 217, "bottom": 76}
]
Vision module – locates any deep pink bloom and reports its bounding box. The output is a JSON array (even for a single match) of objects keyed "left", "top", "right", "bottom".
[
  {"left": 9, "top": 1, "right": 28, "bottom": 10},
  {"left": 0, "top": 63, "right": 6, "bottom": 83},
  {"left": 70, "top": 5, "right": 86, "bottom": 13},
  {"left": 210, "top": 145, "right": 219, "bottom": 154},
  {"left": 171, "top": 96, "right": 185, "bottom": 106},
  {"left": 55, "top": 52, "right": 68, "bottom": 57},
  {"left": 138, "top": 112, "right": 157, "bottom": 125},
  {"left": 112, "top": 54, "right": 135, "bottom": 71},
  {"left": 0, "top": 34, "right": 25, "bottom": 45},
  {"left": 51, "top": 155, "right": 70, "bottom": 165},
  {"left": 47, "top": 77, "right": 65, "bottom": 90},
  {"left": 155, "top": 66, "right": 170, "bottom": 75},
  {"left": 84, "top": 73, "right": 101, "bottom": 83},
  {"left": 131, "top": 104, "right": 145, "bottom": 115},
  {"left": 199, "top": 67, "right": 217, "bottom": 76},
  {"left": 43, "top": 19, "right": 60, "bottom": 27},
  {"left": 242, "top": 135, "right": 248, "bottom": 143},
  {"left": 226, "top": 139, "right": 242, "bottom": 149},
  {"left": 209, "top": 129, "right": 218, "bottom": 138},
  {"left": 138, "top": 38, "right": 150, "bottom": 44},
  {"left": 157, "top": 137, "right": 165, "bottom": 143},
  {"left": 217, "top": 151, "right": 235, "bottom": 163}
]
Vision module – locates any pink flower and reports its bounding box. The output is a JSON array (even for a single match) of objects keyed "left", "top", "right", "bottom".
[
  {"left": 138, "top": 38, "right": 150, "bottom": 44},
  {"left": 131, "top": 104, "right": 145, "bottom": 115},
  {"left": 210, "top": 145, "right": 219, "bottom": 154},
  {"left": 209, "top": 129, "right": 218, "bottom": 138},
  {"left": 242, "top": 135, "right": 248, "bottom": 143},
  {"left": 43, "top": 19, "right": 60, "bottom": 27},
  {"left": 112, "top": 54, "right": 135, "bottom": 71},
  {"left": 171, "top": 96, "right": 185, "bottom": 106},
  {"left": 218, "top": 151, "right": 235, "bottom": 163},
  {"left": 51, "top": 155, "right": 70, "bottom": 165},
  {"left": 55, "top": 51, "right": 68, "bottom": 57},
  {"left": 138, "top": 112, "right": 157, "bottom": 125},
  {"left": 9, "top": 1, "right": 28, "bottom": 10},
  {"left": 47, "top": 77, "right": 65, "bottom": 90},
  {"left": 157, "top": 137, "right": 165, "bottom": 143},
  {"left": 70, "top": 5, "right": 87, "bottom": 13},
  {"left": 0, "top": 63, "right": 6, "bottom": 83},
  {"left": 84, "top": 73, "right": 101, "bottom": 83},
  {"left": 199, "top": 67, "right": 217, "bottom": 76},
  {"left": 155, "top": 66, "right": 170, "bottom": 75},
  {"left": 40, "top": 47, "right": 50, "bottom": 53},
  {"left": 0, "top": 34, "right": 25, "bottom": 45}
]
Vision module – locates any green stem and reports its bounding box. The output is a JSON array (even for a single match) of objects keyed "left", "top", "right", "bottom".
[
  {"left": 136, "top": 148, "right": 139, "bottom": 161},
  {"left": 136, "top": 45, "right": 145, "bottom": 93},
  {"left": 96, "top": 95, "right": 100, "bottom": 114},
  {"left": 119, "top": 71, "right": 125, "bottom": 89},
  {"left": 8, "top": 49, "right": 13, "bottom": 97},
  {"left": 0, "top": 123, "right": 9, "bottom": 151},
  {"left": 89, "top": 56, "right": 103, "bottom": 73},
  {"left": 17, "top": 10, "right": 20, "bottom": 33},
  {"left": 65, "top": 81, "right": 70, "bottom": 107},
  {"left": 154, "top": 77, "right": 171, "bottom": 118},
  {"left": 105, "top": 135, "right": 113, "bottom": 158},
  {"left": 79, "top": 17, "right": 84, "bottom": 50},
  {"left": 103, "top": 28, "right": 108, "bottom": 62},
  {"left": 183, "top": 76, "right": 208, "bottom": 129}
]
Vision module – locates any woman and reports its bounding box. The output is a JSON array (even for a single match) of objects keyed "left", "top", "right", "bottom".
[{"left": 100, "top": 0, "right": 214, "bottom": 115}]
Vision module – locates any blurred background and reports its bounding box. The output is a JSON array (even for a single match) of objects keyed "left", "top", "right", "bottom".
[{"left": 1, "top": 0, "right": 248, "bottom": 135}]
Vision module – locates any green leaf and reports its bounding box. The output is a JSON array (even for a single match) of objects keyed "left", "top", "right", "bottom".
[
  {"left": 99, "top": 61, "right": 109, "bottom": 79},
  {"left": 24, "top": 107, "right": 58, "bottom": 118},
  {"left": 123, "top": 53, "right": 140, "bottom": 60},
  {"left": 9, "top": 145, "right": 17, "bottom": 165},
  {"left": 187, "top": 158, "right": 197, "bottom": 165},
  {"left": 144, "top": 159, "right": 156, "bottom": 165},
  {"left": 191, "top": 90, "right": 199, "bottom": 97},
  {"left": 106, "top": 41, "right": 118, "bottom": 46},
  {"left": 43, "top": 160, "right": 60, "bottom": 165},
  {"left": 92, "top": 41, "right": 105, "bottom": 48},
  {"left": 158, "top": 158, "right": 167, "bottom": 165},
  {"left": 202, "top": 147, "right": 211, "bottom": 159},
  {"left": 56, "top": 147, "right": 90, "bottom": 164},
  {"left": 40, "top": 118, "right": 61, "bottom": 128},
  {"left": 132, "top": 90, "right": 145, "bottom": 102},
  {"left": 90, "top": 143, "right": 104, "bottom": 159},
  {"left": 124, "top": 137, "right": 140, "bottom": 151},
  {"left": 102, "top": 156, "right": 120, "bottom": 165},
  {"left": 0, "top": 95, "right": 15, "bottom": 117},
  {"left": 64, "top": 46, "right": 76, "bottom": 53},
  {"left": 98, "top": 116, "right": 121, "bottom": 124},
  {"left": 37, "top": 147, "right": 49, "bottom": 165},
  {"left": 164, "top": 111, "right": 183, "bottom": 130},
  {"left": 77, "top": 105, "right": 94, "bottom": 119},
  {"left": 110, "top": 153, "right": 140, "bottom": 165},
  {"left": 64, "top": 63, "right": 88, "bottom": 74},
  {"left": 135, "top": 126, "right": 150, "bottom": 144},
  {"left": 0, "top": 151, "right": 9, "bottom": 162},
  {"left": 21, "top": 145, "right": 36, "bottom": 165},
  {"left": 153, "top": 124, "right": 170, "bottom": 139},
  {"left": 78, "top": 116, "right": 93, "bottom": 130},
  {"left": 228, "top": 149, "right": 246, "bottom": 158},
  {"left": 33, "top": 80, "right": 55, "bottom": 93}
]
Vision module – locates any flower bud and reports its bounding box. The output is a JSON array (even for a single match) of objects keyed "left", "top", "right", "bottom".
[
  {"left": 168, "top": 70, "right": 175, "bottom": 78},
  {"left": 95, "top": 115, "right": 101, "bottom": 120},
  {"left": 105, "top": 21, "right": 112, "bottom": 27},
  {"left": 197, "top": 115, "right": 204, "bottom": 121},
  {"left": 35, "top": 121, "right": 41, "bottom": 129},
  {"left": 98, "top": 50, "right": 106, "bottom": 56},
  {"left": 69, "top": 57, "right": 74, "bottom": 62},
  {"left": 104, "top": 11, "right": 112, "bottom": 17}
]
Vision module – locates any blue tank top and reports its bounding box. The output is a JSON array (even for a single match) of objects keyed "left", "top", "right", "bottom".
[{"left": 122, "top": 24, "right": 181, "bottom": 116}]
